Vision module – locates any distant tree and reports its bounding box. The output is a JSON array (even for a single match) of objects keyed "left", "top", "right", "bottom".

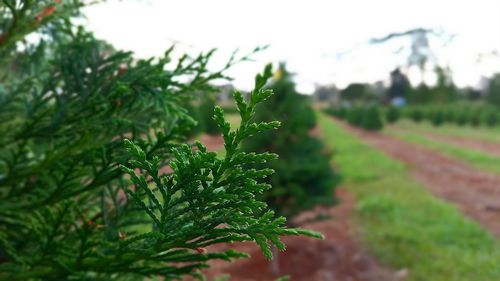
[
  {"left": 462, "top": 87, "right": 482, "bottom": 101},
  {"left": 433, "top": 66, "right": 456, "bottom": 103},
  {"left": 197, "top": 94, "right": 220, "bottom": 135},
  {"left": 430, "top": 110, "right": 445, "bottom": 126},
  {"left": 487, "top": 74, "right": 500, "bottom": 106},
  {"left": 387, "top": 68, "right": 410, "bottom": 101},
  {"left": 370, "top": 28, "right": 437, "bottom": 85},
  {"left": 386, "top": 106, "right": 401, "bottom": 123},
  {"left": 314, "top": 85, "right": 338, "bottom": 102},
  {"left": 361, "top": 107, "right": 384, "bottom": 131},
  {"left": 482, "top": 108, "right": 499, "bottom": 127},
  {"left": 243, "top": 65, "right": 338, "bottom": 220},
  {"left": 409, "top": 108, "right": 424, "bottom": 122},
  {"left": 340, "top": 83, "right": 369, "bottom": 102},
  {"left": 407, "top": 83, "right": 432, "bottom": 104}
]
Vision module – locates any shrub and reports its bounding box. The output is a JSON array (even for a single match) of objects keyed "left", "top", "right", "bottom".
[
  {"left": 337, "top": 107, "right": 348, "bottom": 119},
  {"left": 197, "top": 95, "right": 220, "bottom": 135},
  {"left": 323, "top": 107, "right": 347, "bottom": 120},
  {"left": 410, "top": 109, "right": 424, "bottom": 122},
  {"left": 361, "top": 107, "right": 384, "bottom": 131},
  {"left": 455, "top": 111, "right": 469, "bottom": 126},
  {"left": 443, "top": 109, "right": 455, "bottom": 123},
  {"left": 347, "top": 107, "right": 363, "bottom": 127},
  {"left": 386, "top": 106, "right": 400, "bottom": 124},
  {"left": 468, "top": 110, "right": 481, "bottom": 127},
  {"left": 184, "top": 102, "right": 204, "bottom": 138},
  {"left": 430, "top": 110, "right": 444, "bottom": 126},
  {"left": 482, "top": 109, "right": 499, "bottom": 127}
]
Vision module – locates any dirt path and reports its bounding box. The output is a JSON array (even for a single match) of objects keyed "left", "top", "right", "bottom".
[
  {"left": 423, "top": 132, "right": 500, "bottom": 157},
  {"left": 336, "top": 120, "right": 500, "bottom": 238},
  {"left": 390, "top": 126, "right": 500, "bottom": 157},
  {"left": 197, "top": 134, "right": 399, "bottom": 281},
  {"left": 203, "top": 189, "right": 398, "bottom": 281}
]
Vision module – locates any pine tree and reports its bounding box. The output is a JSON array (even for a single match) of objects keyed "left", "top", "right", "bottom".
[
  {"left": 386, "top": 106, "right": 400, "bottom": 124},
  {"left": 197, "top": 94, "right": 221, "bottom": 135},
  {"left": 488, "top": 74, "right": 500, "bottom": 107},
  {"left": 243, "top": 65, "right": 338, "bottom": 220},
  {"left": 361, "top": 107, "right": 384, "bottom": 131},
  {"left": 0, "top": 2, "right": 320, "bottom": 280}
]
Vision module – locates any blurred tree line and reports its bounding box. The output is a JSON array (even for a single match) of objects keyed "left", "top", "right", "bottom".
[{"left": 315, "top": 65, "right": 500, "bottom": 108}]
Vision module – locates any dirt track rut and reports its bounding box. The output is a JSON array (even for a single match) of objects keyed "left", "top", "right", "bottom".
[
  {"left": 339, "top": 120, "right": 500, "bottom": 238},
  {"left": 199, "top": 134, "right": 397, "bottom": 281}
]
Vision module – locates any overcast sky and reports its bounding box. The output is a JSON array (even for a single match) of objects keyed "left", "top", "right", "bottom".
[{"left": 83, "top": 0, "right": 500, "bottom": 93}]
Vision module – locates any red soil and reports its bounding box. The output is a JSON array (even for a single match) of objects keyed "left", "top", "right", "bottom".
[
  {"left": 202, "top": 189, "right": 398, "bottom": 281},
  {"left": 194, "top": 134, "right": 398, "bottom": 281},
  {"left": 422, "top": 132, "right": 500, "bottom": 157},
  {"left": 199, "top": 134, "right": 226, "bottom": 151},
  {"left": 336, "top": 119, "right": 500, "bottom": 238}
]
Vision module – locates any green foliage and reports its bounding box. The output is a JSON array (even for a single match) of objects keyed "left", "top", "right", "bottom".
[
  {"left": 183, "top": 102, "right": 204, "bottom": 138},
  {"left": 385, "top": 106, "right": 400, "bottom": 123},
  {"left": 340, "top": 83, "right": 369, "bottom": 102},
  {"left": 183, "top": 94, "right": 225, "bottom": 137},
  {"left": 452, "top": 109, "right": 469, "bottom": 126},
  {"left": 482, "top": 109, "right": 499, "bottom": 127},
  {"left": 197, "top": 95, "right": 220, "bottom": 135},
  {"left": 346, "top": 107, "right": 363, "bottom": 127},
  {"left": 430, "top": 110, "right": 444, "bottom": 126},
  {"left": 432, "top": 66, "right": 457, "bottom": 103},
  {"left": 322, "top": 107, "right": 346, "bottom": 119},
  {"left": 487, "top": 74, "right": 500, "bottom": 106},
  {"left": 468, "top": 109, "right": 481, "bottom": 127},
  {"left": 243, "top": 65, "right": 338, "bottom": 219},
  {"left": 401, "top": 104, "right": 500, "bottom": 128},
  {"left": 408, "top": 108, "right": 423, "bottom": 122},
  {"left": 0, "top": 2, "right": 320, "bottom": 280},
  {"left": 405, "top": 67, "right": 456, "bottom": 105},
  {"left": 0, "top": 1, "right": 83, "bottom": 55},
  {"left": 326, "top": 106, "right": 384, "bottom": 131},
  {"left": 318, "top": 113, "right": 500, "bottom": 281},
  {"left": 361, "top": 107, "right": 384, "bottom": 131},
  {"left": 406, "top": 84, "right": 431, "bottom": 104}
]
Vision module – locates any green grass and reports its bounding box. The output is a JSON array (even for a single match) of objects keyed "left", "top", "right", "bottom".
[
  {"left": 387, "top": 128, "right": 500, "bottom": 174},
  {"left": 318, "top": 112, "right": 500, "bottom": 281},
  {"left": 395, "top": 119, "right": 500, "bottom": 144}
]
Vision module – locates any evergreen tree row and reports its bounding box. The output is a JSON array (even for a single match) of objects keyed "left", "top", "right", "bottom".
[
  {"left": 324, "top": 106, "right": 387, "bottom": 131},
  {"left": 402, "top": 105, "right": 500, "bottom": 127}
]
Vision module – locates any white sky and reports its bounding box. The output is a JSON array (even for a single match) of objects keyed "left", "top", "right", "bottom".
[{"left": 83, "top": 0, "right": 500, "bottom": 93}]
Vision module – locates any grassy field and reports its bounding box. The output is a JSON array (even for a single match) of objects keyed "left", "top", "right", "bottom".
[
  {"left": 317, "top": 113, "right": 500, "bottom": 281},
  {"left": 386, "top": 128, "right": 500, "bottom": 174},
  {"left": 394, "top": 120, "right": 500, "bottom": 144}
]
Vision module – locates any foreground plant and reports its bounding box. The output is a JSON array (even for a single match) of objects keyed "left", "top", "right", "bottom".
[{"left": 0, "top": 1, "right": 320, "bottom": 280}]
